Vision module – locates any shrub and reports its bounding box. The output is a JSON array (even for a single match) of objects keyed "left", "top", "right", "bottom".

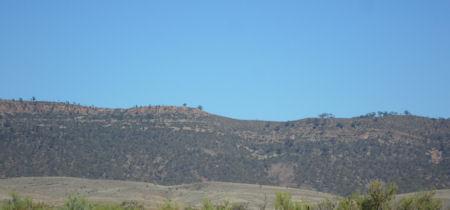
[
  {"left": 274, "top": 192, "right": 314, "bottom": 210},
  {"left": 211, "top": 200, "right": 232, "bottom": 210},
  {"left": 91, "top": 203, "right": 124, "bottom": 210},
  {"left": 315, "top": 199, "right": 336, "bottom": 210},
  {"left": 0, "top": 192, "right": 48, "bottom": 210},
  {"left": 335, "top": 180, "right": 398, "bottom": 210},
  {"left": 337, "top": 194, "right": 362, "bottom": 210},
  {"left": 159, "top": 200, "right": 179, "bottom": 210},
  {"left": 360, "top": 180, "right": 397, "bottom": 210},
  {"left": 201, "top": 199, "right": 215, "bottom": 210},
  {"left": 61, "top": 195, "right": 93, "bottom": 210},
  {"left": 120, "top": 201, "right": 144, "bottom": 210},
  {"left": 275, "top": 192, "right": 292, "bottom": 210},
  {"left": 157, "top": 199, "right": 246, "bottom": 210},
  {"left": 230, "top": 203, "right": 248, "bottom": 210},
  {"left": 397, "top": 191, "right": 442, "bottom": 210}
]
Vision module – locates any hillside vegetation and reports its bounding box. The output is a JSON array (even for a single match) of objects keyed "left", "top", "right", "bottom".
[{"left": 0, "top": 100, "right": 449, "bottom": 195}]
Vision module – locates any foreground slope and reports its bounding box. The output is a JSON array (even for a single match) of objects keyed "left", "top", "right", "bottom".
[
  {"left": 0, "top": 177, "right": 336, "bottom": 209},
  {"left": 1, "top": 177, "right": 449, "bottom": 210},
  {"left": 0, "top": 100, "right": 449, "bottom": 195}
]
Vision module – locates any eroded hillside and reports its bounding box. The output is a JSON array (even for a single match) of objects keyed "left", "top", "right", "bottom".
[{"left": 0, "top": 99, "right": 449, "bottom": 195}]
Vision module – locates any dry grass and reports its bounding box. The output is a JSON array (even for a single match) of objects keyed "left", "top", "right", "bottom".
[
  {"left": 0, "top": 177, "right": 336, "bottom": 209},
  {"left": 1, "top": 177, "right": 449, "bottom": 209}
]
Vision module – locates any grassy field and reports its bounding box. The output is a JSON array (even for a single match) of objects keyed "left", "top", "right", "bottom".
[
  {"left": 1, "top": 177, "right": 450, "bottom": 209},
  {"left": 0, "top": 177, "right": 337, "bottom": 209}
]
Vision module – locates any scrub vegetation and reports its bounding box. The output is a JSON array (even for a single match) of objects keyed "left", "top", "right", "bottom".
[
  {"left": 1, "top": 100, "right": 449, "bottom": 196},
  {"left": 0, "top": 181, "right": 446, "bottom": 210}
]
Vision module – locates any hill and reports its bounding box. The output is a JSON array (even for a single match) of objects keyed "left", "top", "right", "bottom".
[{"left": 0, "top": 99, "right": 449, "bottom": 195}]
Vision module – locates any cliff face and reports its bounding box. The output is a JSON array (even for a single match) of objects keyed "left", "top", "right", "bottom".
[{"left": 1, "top": 99, "right": 449, "bottom": 195}]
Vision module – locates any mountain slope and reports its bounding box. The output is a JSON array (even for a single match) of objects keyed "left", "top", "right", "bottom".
[{"left": 0, "top": 100, "right": 449, "bottom": 195}]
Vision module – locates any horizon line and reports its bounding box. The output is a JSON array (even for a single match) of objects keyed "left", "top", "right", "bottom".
[{"left": 1, "top": 97, "right": 448, "bottom": 122}]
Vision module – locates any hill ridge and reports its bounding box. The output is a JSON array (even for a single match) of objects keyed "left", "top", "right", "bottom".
[
  {"left": 1, "top": 99, "right": 440, "bottom": 121},
  {"left": 0, "top": 99, "right": 449, "bottom": 195}
]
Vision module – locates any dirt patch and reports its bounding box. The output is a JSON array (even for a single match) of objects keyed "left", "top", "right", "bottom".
[
  {"left": 268, "top": 163, "right": 295, "bottom": 187},
  {"left": 429, "top": 148, "right": 443, "bottom": 164}
]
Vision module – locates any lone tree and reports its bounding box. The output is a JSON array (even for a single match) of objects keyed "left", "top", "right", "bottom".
[
  {"left": 318, "top": 113, "right": 334, "bottom": 119},
  {"left": 197, "top": 105, "right": 203, "bottom": 111},
  {"left": 182, "top": 103, "right": 187, "bottom": 107}
]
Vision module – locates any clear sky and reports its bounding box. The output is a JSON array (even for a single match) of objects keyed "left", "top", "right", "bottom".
[{"left": 1, "top": 0, "right": 449, "bottom": 121}]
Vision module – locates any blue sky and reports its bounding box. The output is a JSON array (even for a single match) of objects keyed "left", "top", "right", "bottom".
[{"left": 1, "top": 0, "right": 449, "bottom": 121}]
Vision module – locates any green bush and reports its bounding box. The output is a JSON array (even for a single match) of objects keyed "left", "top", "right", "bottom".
[
  {"left": 335, "top": 180, "right": 398, "bottom": 210},
  {"left": 360, "top": 180, "right": 397, "bottom": 210},
  {"left": 210, "top": 200, "right": 231, "bottom": 210},
  {"left": 275, "top": 192, "right": 291, "bottom": 210},
  {"left": 337, "top": 194, "right": 362, "bottom": 210},
  {"left": 315, "top": 199, "right": 336, "bottom": 210},
  {"left": 91, "top": 203, "right": 124, "bottom": 210},
  {"left": 397, "top": 191, "right": 442, "bottom": 210},
  {"left": 59, "top": 195, "right": 145, "bottom": 210},
  {"left": 159, "top": 200, "right": 179, "bottom": 210},
  {"left": 201, "top": 199, "right": 214, "bottom": 210},
  {"left": 0, "top": 193, "right": 50, "bottom": 210},
  {"left": 0, "top": 192, "right": 48, "bottom": 210},
  {"left": 274, "top": 192, "right": 314, "bottom": 210},
  {"left": 61, "top": 195, "right": 93, "bottom": 210},
  {"left": 1, "top": 192, "right": 33, "bottom": 210}
]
